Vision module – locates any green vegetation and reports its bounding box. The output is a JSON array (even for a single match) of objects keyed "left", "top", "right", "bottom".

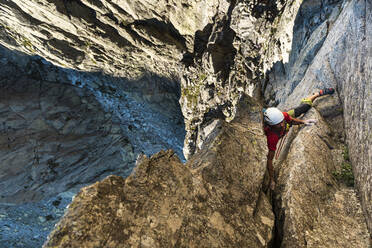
[
  {"left": 0, "top": 24, "right": 35, "bottom": 53},
  {"left": 343, "top": 146, "right": 349, "bottom": 160},
  {"left": 181, "top": 84, "right": 200, "bottom": 108},
  {"left": 0, "top": 23, "right": 10, "bottom": 30},
  {"left": 199, "top": 73, "right": 207, "bottom": 82},
  {"left": 120, "top": 19, "right": 130, "bottom": 26},
  {"left": 181, "top": 72, "right": 207, "bottom": 108},
  {"left": 333, "top": 146, "right": 354, "bottom": 187},
  {"left": 22, "top": 37, "right": 35, "bottom": 53},
  {"left": 84, "top": 40, "right": 92, "bottom": 49}
]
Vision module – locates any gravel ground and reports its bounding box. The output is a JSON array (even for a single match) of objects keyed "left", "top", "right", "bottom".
[{"left": 0, "top": 191, "right": 75, "bottom": 248}]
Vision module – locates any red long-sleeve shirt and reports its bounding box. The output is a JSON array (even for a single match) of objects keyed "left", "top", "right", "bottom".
[{"left": 264, "top": 112, "right": 292, "bottom": 151}]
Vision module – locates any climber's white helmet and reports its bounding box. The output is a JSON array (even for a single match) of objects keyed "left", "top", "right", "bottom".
[{"left": 264, "top": 107, "right": 284, "bottom": 125}]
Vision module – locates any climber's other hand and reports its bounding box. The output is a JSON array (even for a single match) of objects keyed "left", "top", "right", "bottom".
[{"left": 304, "top": 119, "right": 317, "bottom": 126}]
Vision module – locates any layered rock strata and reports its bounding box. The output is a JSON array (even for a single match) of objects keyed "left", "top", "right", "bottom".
[
  {"left": 0, "top": 46, "right": 185, "bottom": 204},
  {"left": 0, "top": 0, "right": 371, "bottom": 245},
  {"left": 0, "top": 0, "right": 219, "bottom": 78}
]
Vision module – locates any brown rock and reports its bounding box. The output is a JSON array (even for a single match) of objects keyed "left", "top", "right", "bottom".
[{"left": 44, "top": 97, "right": 275, "bottom": 248}]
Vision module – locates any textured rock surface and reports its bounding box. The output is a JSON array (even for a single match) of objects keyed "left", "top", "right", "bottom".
[
  {"left": 180, "top": 0, "right": 345, "bottom": 159},
  {"left": 44, "top": 98, "right": 275, "bottom": 248},
  {"left": 0, "top": 46, "right": 185, "bottom": 204},
  {"left": 0, "top": 77, "right": 133, "bottom": 203},
  {"left": 44, "top": 94, "right": 371, "bottom": 247},
  {"left": 0, "top": 42, "right": 185, "bottom": 246},
  {"left": 264, "top": 0, "right": 343, "bottom": 105},
  {"left": 180, "top": 0, "right": 293, "bottom": 158},
  {"left": 0, "top": 0, "right": 371, "bottom": 246},
  {"left": 273, "top": 107, "right": 370, "bottom": 247},
  {"left": 0, "top": 0, "right": 215, "bottom": 246},
  {"left": 270, "top": 0, "right": 372, "bottom": 236},
  {"left": 0, "top": 0, "right": 219, "bottom": 78},
  {"left": 0, "top": 193, "right": 74, "bottom": 248}
]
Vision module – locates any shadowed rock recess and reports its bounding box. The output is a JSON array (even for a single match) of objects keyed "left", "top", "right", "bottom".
[{"left": 0, "top": 0, "right": 371, "bottom": 247}]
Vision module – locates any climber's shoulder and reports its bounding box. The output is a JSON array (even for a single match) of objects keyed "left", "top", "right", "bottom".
[{"left": 282, "top": 111, "right": 292, "bottom": 122}]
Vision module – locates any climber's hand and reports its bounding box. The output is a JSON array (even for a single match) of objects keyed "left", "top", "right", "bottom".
[
  {"left": 270, "top": 180, "right": 276, "bottom": 190},
  {"left": 304, "top": 119, "right": 317, "bottom": 126}
]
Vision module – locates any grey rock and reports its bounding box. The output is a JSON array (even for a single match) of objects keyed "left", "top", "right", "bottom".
[
  {"left": 0, "top": 44, "right": 186, "bottom": 204},
  {"left": 0, "top": 75, "right": 134, "bottom": 204},
  {"left": 0, "top": 0, "right": 219, "bottom": 79},
  {"left": 273, "top": 107, "right": 370, "bottom": 247},
  {"left": 38, "top": 217, "right": 46, "bottom": 223},
  {"left": 0, "top": 0, "right": 371, "bottom": 246},
  {"left": 273, "top": 0, "right": 372, "bottom": 235}
]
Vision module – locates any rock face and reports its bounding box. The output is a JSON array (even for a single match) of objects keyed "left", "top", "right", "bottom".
[
  {"left": 0, "top": 41, "right": 185, "bottom": 246},
  {"left": 180, "top": 0, "right": 291, "bottom": 159},
  {"left": 273, "top": 106, "right": 370, "bottom": 247},
  {"left": 268, "top": 0, "right": 372, "bottom": 236},
  {"left": 0, "top": 0, "right": 371, "bottom": 246},
  {"left": 44, "top": 95, "right": 371, "bottom": 247},
  {"left": 44, "top": 98, "right": 275, "bottom": 248},
  {"left": 0, "top": 0, "right": 219, "bottom": 78},
  {"left": 0, "top": 45, "right": 185, "bottom": 204},
  {"left": 0, "top": 71, "right": 133, "bottom": 203},
  {"left": 179, "top": 0, "right": 346, "bottom": 160}
]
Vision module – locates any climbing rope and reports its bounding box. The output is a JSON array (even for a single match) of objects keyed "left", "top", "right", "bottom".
[{"left": 275, "top": 131, "right": 287, "bottom": 160}]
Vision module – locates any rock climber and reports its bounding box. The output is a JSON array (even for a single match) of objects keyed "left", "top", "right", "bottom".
[{"left": 263, "top": 88, "right": 335, "bottom": 190}]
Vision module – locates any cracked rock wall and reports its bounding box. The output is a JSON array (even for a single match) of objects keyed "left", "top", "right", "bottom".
[
  {"left": 273, "top": 106, "right": 370, "bottom": 247},
  {"left": 271, "top": 0, "right": 372, "bottom": 235},
  {"left": 0, "top": 0, "right": 371, "bottom": 246},
  {"left": 0, "top": 0, "right": 219, "bottom": 78}
]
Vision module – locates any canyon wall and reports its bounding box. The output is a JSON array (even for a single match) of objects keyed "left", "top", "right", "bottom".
[{"left": 0, "top": 0, "right": 370, "bottom": 247}]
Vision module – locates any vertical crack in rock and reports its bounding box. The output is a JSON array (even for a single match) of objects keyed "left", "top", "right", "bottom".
[
  {"left": 275, "top": 0, "right": 372, "bottom": 238},
  {"left": 269, "top": 191, "right": 284, "bottom": 248}
]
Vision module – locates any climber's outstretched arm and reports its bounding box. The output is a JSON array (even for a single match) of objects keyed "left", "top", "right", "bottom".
[
  {"left": 290, "top": 117, "right": 306, "bottom": 125},
  {"left": 291, "top": 118, "right": 318, "bottom": 126}
]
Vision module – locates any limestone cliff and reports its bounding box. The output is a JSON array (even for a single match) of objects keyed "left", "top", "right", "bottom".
[
  {"left": 0, "top": 46, "right": 185, "bottom": 203},
  {"left": 273, "top": 102, "right": 369, "bottom": 247},
  {"left": 0, "top": 0, "right": 219, "bottom": 78},
  {"left": 270, "top": 0, "right": 372, "bottom": 237},
  {"left": 0, "top": 0, "right": 371, "bottom": 247}
]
